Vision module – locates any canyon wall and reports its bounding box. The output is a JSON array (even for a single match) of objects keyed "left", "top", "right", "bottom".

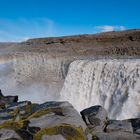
[{"left": 0, "top": 54, "right": 73, "bottom": 102}]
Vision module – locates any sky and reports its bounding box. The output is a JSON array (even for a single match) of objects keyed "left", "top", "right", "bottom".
[{"left": 0, "top": 0, "right": 140, "bottom": 42}]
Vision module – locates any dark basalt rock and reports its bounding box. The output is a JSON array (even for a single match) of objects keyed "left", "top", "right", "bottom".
[
  {"left": 0, "top": 90, "right": 18, "bottom": 110},
  {"left": 80, "top": 105, "right": 108, "bottom": 132},
  {"left": 128, "top": 118, "right": 140, "bottom": 135},
  {"left": 28, "top": 126, "right": 40, "bottom": 134},
  {"left": 0, "top": 90, "right": 3, "bottom": 97},
  {"left": 16, "top": 129, "right": 33, "bottom": 140},
  {"left": 0, "top": 92, "right": 140, "bottom": 140},
  {"left": 80, "top": 105, "right": 140, "bottom": 140}
]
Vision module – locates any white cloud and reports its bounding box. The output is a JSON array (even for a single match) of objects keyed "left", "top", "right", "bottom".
[
  {"left": 95, "top": 25, "right": 126, "bottom": 32},
  {"left": 22, "top": 37, "right": 30, "bottom": 41}
]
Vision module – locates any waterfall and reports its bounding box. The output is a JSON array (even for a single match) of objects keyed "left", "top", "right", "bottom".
[
  {"left": 1, "top": 51, "right": 140, "bottom": 120},
  {"left": 60, "top": 59, "right": 140, "bottom": 120}
]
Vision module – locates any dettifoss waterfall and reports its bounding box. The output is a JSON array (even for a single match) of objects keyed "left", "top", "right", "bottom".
[{"left": 1, "top": 55, "right": 140, "bottom": 120}]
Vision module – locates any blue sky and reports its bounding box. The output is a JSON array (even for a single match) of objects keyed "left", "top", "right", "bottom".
[{"left": 0, "top": 0, "right": 140, "bottom": 42}]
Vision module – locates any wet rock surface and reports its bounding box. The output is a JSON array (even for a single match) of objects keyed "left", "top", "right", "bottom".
[
  {"left": 0, "top": 92, "right": 140, "bottom": 140},
  {"left": 80, "top": 105, "right": 108, "bottom": 132}
]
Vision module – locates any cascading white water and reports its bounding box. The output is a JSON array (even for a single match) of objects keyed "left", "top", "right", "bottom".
[{"left": 60, "top": 59, "right": 140, "bottom": 120}]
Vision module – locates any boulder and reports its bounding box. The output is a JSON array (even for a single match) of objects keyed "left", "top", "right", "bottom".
[
  {"left": 29, "top": 101, "right": 87, "bottom": 131},
  {"left": 0, "top": 90, "right": 3, "bottom": 97},
  {"left": 128, "top": 118, "right": 140, "bottom": 135},
  {"left": 28, "top": 101, "right": 87, "bottom": 139},
  {"left": 3, "top": 95, "right": 18, "bottom": 104},
  {"left": 0, "top": 90, "right": 18, "bottom": 110},
  {"left": 80, "top": 105, "right": 108, "bottom": 132},
  {"left": 0, "top": 100, "right": 87, "bottom": 140},
  {"left": 34, "top": 124, "right": 86, "bottom": 140}
]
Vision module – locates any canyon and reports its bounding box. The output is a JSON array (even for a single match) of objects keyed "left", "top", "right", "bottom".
[{"left": 0, "top": 29, "right": 140, "bottom": 121}]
